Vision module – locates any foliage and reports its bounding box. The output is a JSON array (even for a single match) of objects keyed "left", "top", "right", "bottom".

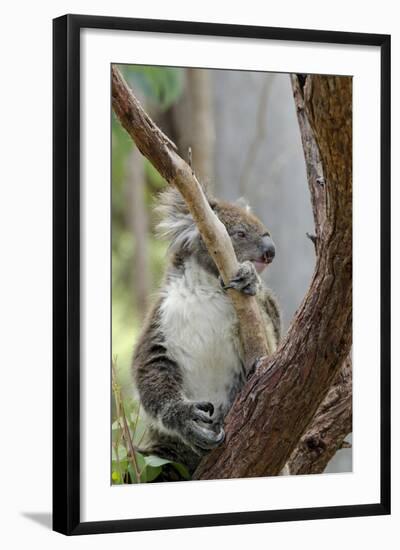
[
  {"left": 119, "top": 64, "right": 184, "bottom": 111},
  {"left": 112, "top": 360, "right": 190, "bottom": 484}
]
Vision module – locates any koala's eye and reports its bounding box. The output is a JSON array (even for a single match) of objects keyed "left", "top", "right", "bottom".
[{"left": 236, "top": 231, "right": 246, "bottom": 238}]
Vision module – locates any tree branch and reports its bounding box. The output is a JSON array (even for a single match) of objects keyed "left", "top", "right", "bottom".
[{"left": 112, "top": 65, "right": 269, "bottom": 369}]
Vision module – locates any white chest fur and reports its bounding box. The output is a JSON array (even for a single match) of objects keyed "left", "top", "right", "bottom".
[{"left": 159, "top": 258, "right": 243, "bottom": 411}]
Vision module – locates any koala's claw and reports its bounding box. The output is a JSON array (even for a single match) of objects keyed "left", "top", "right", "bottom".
[
  {"left": 163, "top": 400, "right": 225, "bottom": 451},
  {"left": 188, "top": 422, "right": 225, "bottom": 450},
  {"left": 191, "top": 401, "right": 218, "bottom": 425},
  {"left": 195, "top": 401, "right": 214, "bottom": 416},
  {"left": 186, "top": 401, "right": 224, "bottom": 450},
  {"left": 192, "top": 408, "right": 213, "bottom": 424},
  {"left": 221, "top": 261, "right": 260, "bottom": 296}
]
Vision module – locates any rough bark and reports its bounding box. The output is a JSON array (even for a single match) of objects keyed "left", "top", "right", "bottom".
[
  {"left": 286, "top": 353, "right": 352, "bottom": 474},
  {"left": 194, "top": 74, "right": 352, "bottom": 479},
  {"left": 290, "top": 74, "right": 326, "bottom": 253},
  {"left": 112, "top": 65, "right": 269, "bottom": 368}
]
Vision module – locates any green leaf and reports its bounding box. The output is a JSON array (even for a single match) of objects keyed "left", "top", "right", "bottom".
[
  {"left": 172, "top": 462, "right": 191, "bottom": 480},
  {"left": 144, "top": 455, "right": 172, "bottom": 467},
  {"left": 125, "top": 454, "right": 149, "bottom": 484},
  {"left": 112, "top": 419, "right": 122, "bottom": 431},
  {"left": 141, "top": 465, "right": 162, "bottom": 483},
  {"left": 111, "top": 470, "right": 121, "bottom": 483},
  {"left": 112, "top": 444, "right": 127, "bottom": 461},
  {"left": 119, "top": 65, "right": 184, "bottom": 111},
  {"left": 135, "top": 452, "right": 146, "bottom": 472},
  {"left": 132, "top": 416, "right": 148, "bottom": 446},
  {"left": 111, "top": 458, "right": 128, "bottom": 485}
]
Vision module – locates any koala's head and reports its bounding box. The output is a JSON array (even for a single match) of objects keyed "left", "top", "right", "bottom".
[
  {"left": 156, "top": 187, "right": 275, "bottom": 276},
  {"left": 212, "top": 199, "right": 275, "bottom": 274}
]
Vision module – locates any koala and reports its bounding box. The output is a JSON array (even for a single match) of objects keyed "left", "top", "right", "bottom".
[{"left": 132, "top": 187, "right": 281, "bottom": 473}]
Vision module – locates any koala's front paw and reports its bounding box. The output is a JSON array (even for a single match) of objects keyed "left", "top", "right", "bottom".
[
  {"left": 221, "top": 261, "right": 261, "bottom": 296},
  {"left": 164, "top": 401, "right": 225, "bottom": 451}
]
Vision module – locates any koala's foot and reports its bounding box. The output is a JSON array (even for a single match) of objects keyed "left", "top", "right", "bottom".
[
  {"left": 221, "top": 261, "right": 261, "bottom": 296},
  {"left": 163, "top": 401, "right": 225, "bottom": 451}
]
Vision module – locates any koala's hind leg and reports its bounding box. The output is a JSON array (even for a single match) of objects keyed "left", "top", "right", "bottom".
[{"left": 138, "top": 427, "right": 204, "bottom": 474}]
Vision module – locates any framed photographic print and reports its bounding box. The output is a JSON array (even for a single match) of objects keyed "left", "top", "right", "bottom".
[{"left": 53, "top": 14, "right": 391, "bottom": 535}]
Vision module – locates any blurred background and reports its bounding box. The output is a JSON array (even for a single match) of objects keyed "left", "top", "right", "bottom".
[{"left": 112, "top": 64, "right": 351, "bottom": 476}]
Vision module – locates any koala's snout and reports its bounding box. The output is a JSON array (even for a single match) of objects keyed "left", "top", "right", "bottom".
[{"left": 261, "top": 236, "right": 275, "bottom": 263}]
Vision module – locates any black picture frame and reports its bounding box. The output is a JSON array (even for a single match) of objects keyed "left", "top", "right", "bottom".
[{"left": 53, "top": 14, "right": 391, "bottom": 535}]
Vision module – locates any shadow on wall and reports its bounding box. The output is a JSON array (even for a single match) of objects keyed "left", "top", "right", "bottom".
[{"left": 21, "top": 512, "right": 52, "bottom": 530}]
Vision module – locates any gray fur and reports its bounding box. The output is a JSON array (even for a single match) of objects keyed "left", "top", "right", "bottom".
[
  {"left": 132, "top": 188, "right": 281, "bottom": 473},
  {"left": 155, "top": 187, "right": 200, "bottom": 254}
]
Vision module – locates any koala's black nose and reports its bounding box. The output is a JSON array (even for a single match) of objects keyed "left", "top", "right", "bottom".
[{"left": 262, "top": 236, "right": 275, "bottom": 262}]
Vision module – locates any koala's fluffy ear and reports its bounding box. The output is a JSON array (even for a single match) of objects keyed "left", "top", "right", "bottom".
[
  {"left": 235, "top": 197, "right": 252, "bottom": 212},
  {"left": 156, "top": 187, "right": 199, "bottom": 253}
]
